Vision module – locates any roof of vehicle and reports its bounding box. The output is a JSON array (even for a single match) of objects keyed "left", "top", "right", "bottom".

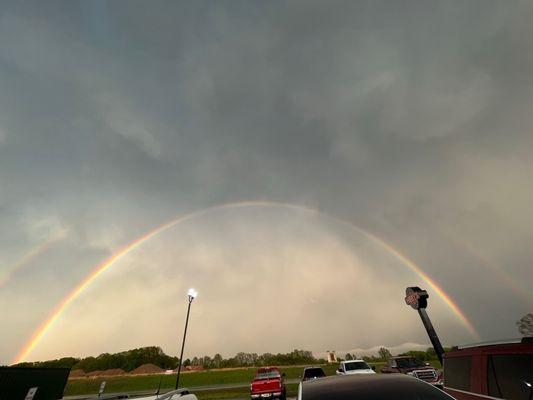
[
  {"left": 133, "top": 388, "right": 195, "bottom": 400},
  {"left": 254, "top": 367, "right": 282, "bottom": 381},
  {"left": 453, "top": 336, "right": 532, "bottom": 349},
  {"left": 341, "top": 359, "right": 366, "bottom": 363},
  {"left": 446, "top": 337, "right": 533, "bottom": 357},
  {"left": 257, "top": 366, "right": 281, "bottom": 371},
  {"left": 391, "top": 355, "right": 417, "bottom": 359},
  {"left": 300, "top": 374, "right": 454, "bottom": 400}
]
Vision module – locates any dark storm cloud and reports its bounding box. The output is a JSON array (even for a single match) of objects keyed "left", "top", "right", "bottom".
[{"left": 0, "top": 0, "right": 532, "bottom": 363}]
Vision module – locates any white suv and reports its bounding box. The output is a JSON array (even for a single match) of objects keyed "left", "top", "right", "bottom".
[{"left": 336, "top": 360, "right": 376, "bottom": 375}]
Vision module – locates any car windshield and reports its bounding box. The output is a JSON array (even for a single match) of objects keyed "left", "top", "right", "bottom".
[
  {"left": 396, "top": 358, "right": 424, "bottom": 368},
  {"left": 345, "top": 361, "right": 371, "bottom": 371},
  {"left": 256, "top": 370, "right": 281, "bottom": 380},
  {"left": 304, "top": 368, "right": 326, "bottom": 379}
]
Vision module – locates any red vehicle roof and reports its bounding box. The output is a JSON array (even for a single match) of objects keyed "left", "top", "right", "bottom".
[{"left": 446, "top": 338, "right": 533, "bottom": 358}]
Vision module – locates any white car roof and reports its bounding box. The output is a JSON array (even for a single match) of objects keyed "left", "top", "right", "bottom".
[
  {"left": 133, "top": 389, "right": 197, "bottom": 400},
  {"left": 342, "top": 359, "right": 366, "bottom": 363}
]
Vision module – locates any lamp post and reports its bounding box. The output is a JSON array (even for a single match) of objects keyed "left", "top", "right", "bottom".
[{"left": 175, "top": 288, "right": 197, "bottom": 390}]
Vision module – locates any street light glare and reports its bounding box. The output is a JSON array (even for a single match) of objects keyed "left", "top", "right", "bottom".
[{"left": 188, "top": 288, "right": 198, "bottom": 299}]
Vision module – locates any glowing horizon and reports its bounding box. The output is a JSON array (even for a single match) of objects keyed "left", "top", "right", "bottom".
[{"left": 12, "top": 201, "right": 479, "bottom": 364}]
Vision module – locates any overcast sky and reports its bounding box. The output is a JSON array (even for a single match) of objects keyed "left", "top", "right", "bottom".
[{"left": 1, "top": 0, "right": 532, "bottom": 364}]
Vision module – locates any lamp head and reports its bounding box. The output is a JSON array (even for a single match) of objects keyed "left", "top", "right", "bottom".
[{"left": 188, "top": 288, "right": 198, "bottom": 300}]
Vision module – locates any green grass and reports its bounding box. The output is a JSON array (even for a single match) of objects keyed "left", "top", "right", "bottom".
[
  {"left": 64, "top": 365, "right": 313, "bottom": 396},
  {"left": 64, "top": 361, "right": 440, "bottom": 398},
  {"left": 65, "top": 365, "right": 301, "bottom": 395}
]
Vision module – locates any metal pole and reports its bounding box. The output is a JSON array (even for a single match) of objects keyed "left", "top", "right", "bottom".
[
  {"left": 175, "top": 296, "right": 193, "bottom": 389},
  {"left": 417, "top": 308, "right": 445, "bottom": 365}
]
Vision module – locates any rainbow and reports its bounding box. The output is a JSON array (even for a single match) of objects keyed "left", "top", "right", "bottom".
[
  {"left": 442, "top": 230, "right": 533, "bottom": 306},
  {"left": 0, "top": 228, "right": 68, "bottom": 288},
  {"left": 12, "top": 201, "right": 479, "bottom": 363}
]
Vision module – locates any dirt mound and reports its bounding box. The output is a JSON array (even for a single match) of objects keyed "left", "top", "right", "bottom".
[
  {"left": 130, "top": 363, "right": 164, "bottom": 375},
  {"left": 86, "top": 370, "right": 103, "bottom": 377},
  {"left": 85, "top": 368, "right": 125, "bottom": 377},
  {"left": 184, "top": 365, "right": 204, "bottom": 371},
  {"left": 69, "top": 369, "right": 85, "bottom": 378},
  {"left": 102, "top": 368, "right": 126, "bottom": 376}
]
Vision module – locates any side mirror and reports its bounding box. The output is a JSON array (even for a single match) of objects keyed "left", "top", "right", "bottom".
[
  {"left": 372, "top": 366, "right": 375, "bottom": 371},
  {"left": 337, "top": 368, "right": 342, "bottom": 373},
  {"left": 524, "top": 381, "right": 532, "bottom": 400}
]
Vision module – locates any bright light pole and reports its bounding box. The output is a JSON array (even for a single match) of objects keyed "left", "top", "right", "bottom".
[{"left": 175, "top": 288, "right": 198, "bottom": 390}]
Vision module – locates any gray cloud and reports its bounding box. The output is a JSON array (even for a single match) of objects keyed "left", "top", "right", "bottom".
[{"left": 0, "top": 0, "right": 532, "bottom": 363}]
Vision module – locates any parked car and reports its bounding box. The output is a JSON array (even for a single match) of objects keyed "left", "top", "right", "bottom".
[
  {"left": 381, "top": 356, "right": 442, "bottom": 386},
  {"left": 250, "top": 367, "right": 286, "bottom": 400},
  {"left": 298, "top": 373, "right": 456, "bottom": 400},
  {"left": 301, "top": 366, "right": 326, "bottom": 381},
  {"left": 336, "top": 360, "right": 376, "bottom": 375}
]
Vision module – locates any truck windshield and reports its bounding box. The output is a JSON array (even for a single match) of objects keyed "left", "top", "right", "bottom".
[
  {"left": 345, "top": 361, "right": 371, "bottom": 371},
  {"left": 396, "top": 358, "right": 424, "bottom": 368},
  {"left": 304, "top": 368, "right": 326, "bottom": 379},
  {"left": 256, "top": 371, "right": 281, "bottom": 380}
]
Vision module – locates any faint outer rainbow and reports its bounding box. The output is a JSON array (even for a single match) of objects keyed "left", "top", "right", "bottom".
[
  {"left": 12, "top": 201, "right": 479, "bottom": 364},
  {"left": 0, "top": 228, "right": 68, "bottom": 288},
  {"left": 441, "top": 229, "right": 532, "bottom": 306}
]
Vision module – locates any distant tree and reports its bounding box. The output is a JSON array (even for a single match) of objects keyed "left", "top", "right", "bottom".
[
  {"left": 13, "top": 357, "right": 80, "bottom": 370},
  {"left": 399, "top": 351, "right": 427, "bottom": 362},
  {"left": 201, "top": 356, "right": 213, "bottom": 368},
  {"left": 378, "top": 347, "right": 392, "bottom": 361},
  {"left": 213, "top": 354, "right": 223, "bottom": 368},
  {"left": 517, "top": 313, "right": 533, "bottom": 336},
  {"left": 345, "top": 353, "right": 353, "bottom": 360},
  {"left": 183, "top": 359, "right": 191, "bottom": 367},
  {"left": 426, "top": 347, "right": 437, "bottom": 360}
]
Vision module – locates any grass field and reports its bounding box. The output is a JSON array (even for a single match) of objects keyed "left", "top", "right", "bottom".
[
  {"left": 64, "top": 361, "right": 441, "bottom": 398},
  {"left": 64, "top": 364, "right": 335, "bottom": 396}
]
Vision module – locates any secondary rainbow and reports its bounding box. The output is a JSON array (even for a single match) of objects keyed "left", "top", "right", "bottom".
[
  {"left": 13, "top": 201, "right": 479, "bottom": 363},
  {"left": 442, "top": 229, "right": 532, "bottom": 306},
  {"left": 0, "top": 228, "right": 68, "bottom": 288}
]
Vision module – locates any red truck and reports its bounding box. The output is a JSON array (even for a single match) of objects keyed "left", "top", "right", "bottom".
[
  {"left": 442, "top": 338, "right": 533, "bottom": 400},
  {"left": 250, "top": 367, "right": 286, "bottom": 400},
  {"left": 381, "top": 356, "right": 442, "bottom": 387}
]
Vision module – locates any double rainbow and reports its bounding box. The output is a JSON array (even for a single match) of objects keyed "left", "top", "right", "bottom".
[{"left": 12, "top": 201, "right": 479, "bottom": 364}]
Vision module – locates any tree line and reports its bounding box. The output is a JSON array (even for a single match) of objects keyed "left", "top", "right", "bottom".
[
  {"left": 11, "top": 347, "right": 321, "bottom": 372},
  {"left": 11, "top": 345, "right": 450, "bottom": 372},
  {"left": 342, "top": 346, "right": 447, "bottom": 363}
]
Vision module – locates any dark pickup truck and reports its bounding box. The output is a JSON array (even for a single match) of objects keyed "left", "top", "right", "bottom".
[{"left": 381, "top": 356, "right": 442, "bottom": 386}]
